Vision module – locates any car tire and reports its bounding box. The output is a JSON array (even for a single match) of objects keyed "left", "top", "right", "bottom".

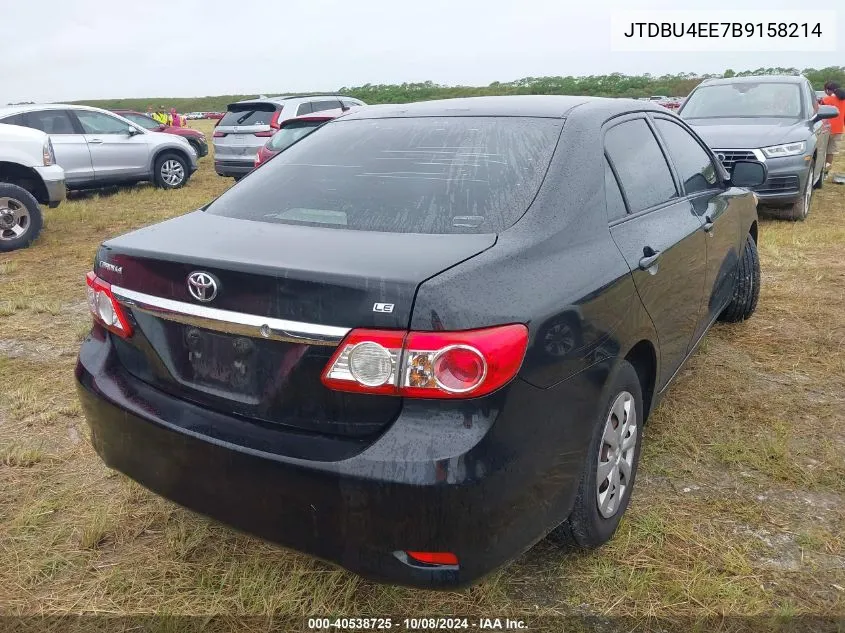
[
  {"left": 548, "top": 360, "right": 643, "bottom": 549},
  {"left": 789, "top": 162, "right": 814, "bottom": 221},
  {"left": 0, "top": 183, "right": 43, "bottom": 253},
  {"left": 813, "top": 162, "right": 824, "bottom": 190},
  {"left": 187, "top": 139, "right": 202, "bottom": 156},
  {"left": 718, "top": 234, "right": 760, "bottom": 323},
  {"left": 153, "top": 152, "right": 189, "bottom": 189}
]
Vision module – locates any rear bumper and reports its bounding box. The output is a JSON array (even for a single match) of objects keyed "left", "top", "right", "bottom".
[
  {"left": 75, "top": 331, "right": 602, "bottom": 588},
  {"left": 214, "top": 159, "right": 253, "bottom": 178}
]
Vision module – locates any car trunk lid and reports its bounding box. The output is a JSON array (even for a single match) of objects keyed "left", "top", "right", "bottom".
[{"left": 96, "top": 211, "right": 496, "bottom": 438}]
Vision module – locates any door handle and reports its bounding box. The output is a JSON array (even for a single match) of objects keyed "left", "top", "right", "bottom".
[
  {"left": 703, "top": 215, "right": 715, "bottom": 233},
  {"left": 88, "top": 138, "right": 104, "bottom": 144},
  {"left": 638, "top": 247, "right": 661, "bottom": 271}
]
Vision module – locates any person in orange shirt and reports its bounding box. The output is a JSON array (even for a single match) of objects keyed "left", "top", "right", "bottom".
[{"left": 821, "top": 81, "right": 845, "bottom": 172}]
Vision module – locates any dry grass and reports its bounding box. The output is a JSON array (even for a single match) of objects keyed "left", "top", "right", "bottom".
[{"left": 0, "top": 121, "right": 843, "bottom": 627}]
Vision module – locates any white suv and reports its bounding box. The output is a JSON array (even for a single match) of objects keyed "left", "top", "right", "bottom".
[
  {"left": 0, "top": 122, "right": 66, "bottom": 251},
  {"left": 213, "top": 95, "right": 365, "bottom": 180}
]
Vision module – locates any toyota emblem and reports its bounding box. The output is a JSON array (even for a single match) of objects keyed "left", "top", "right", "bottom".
[{"left": 187, "top": 271, "right": 218, "bottom": 302}]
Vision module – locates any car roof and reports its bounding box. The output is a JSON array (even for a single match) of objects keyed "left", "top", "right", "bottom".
[
  {"left": 337, "top": 95, "right": 666, "bottom": 120},
  {"left": 228, "top": 95, "right": 354, "bottom": 108},
  {"left": 0, "top": 103, "right": 111, "bottom": 116},
  {"left": 283, "top": 108, "right": 351, "bottom": 125},
  {"left": 698, "top": 75, "right": 807, "bottom": 87}
]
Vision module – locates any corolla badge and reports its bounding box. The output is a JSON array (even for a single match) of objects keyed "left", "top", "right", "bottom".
[{"left": 187, "top": 271, "right": 218, "bottom": 302}]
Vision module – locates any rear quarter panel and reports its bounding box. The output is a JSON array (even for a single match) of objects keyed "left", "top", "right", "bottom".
[{"left": 411, "top": 110, "right": 655, "bottom": 389}]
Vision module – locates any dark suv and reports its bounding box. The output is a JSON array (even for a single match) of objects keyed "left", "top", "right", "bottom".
[
  {"left": 77, "top": 96, "right": 766, "bottom": 588},
  {"left": 680, "top": 75, "right": 839, "bottom": 220}
]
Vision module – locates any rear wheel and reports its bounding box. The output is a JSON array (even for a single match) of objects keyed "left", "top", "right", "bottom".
[
  {"left": 0, "top": 183, "right": 43, "bottom": 252},
  {"left": 718, "top": 234, "right": 760, "bottom": 323},
  {"left": 549, "top": 360, "right": 643, "bottom": 548},
  {"left": 154, "top": 152, "right": 188, "bottom": 189}
]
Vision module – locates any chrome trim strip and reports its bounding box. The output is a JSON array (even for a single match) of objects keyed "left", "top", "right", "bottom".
[{"left": 111, "top": 285, "right": 349, "bottom": 346}]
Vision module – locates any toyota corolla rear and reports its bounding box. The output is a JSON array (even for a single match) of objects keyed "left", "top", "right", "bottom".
[{"left": 75, "top": 113, "right": 569, "bottom": 587}]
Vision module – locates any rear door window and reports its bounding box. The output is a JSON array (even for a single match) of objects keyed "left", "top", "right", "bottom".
[
  {"left": 311, "top": 100, "right": 342, "bottom": 113},
  {"left": 206, "top": 116, "right": 563, "bottom": 234},
  {"left": 219, "top": 103, "right": 277, "bottom": 127},
  {"left": 605, "top": 119, "right": 677, "bottom": 213},
  {"left": 23, "top": 110, "right": 77, "bottom": 134}
]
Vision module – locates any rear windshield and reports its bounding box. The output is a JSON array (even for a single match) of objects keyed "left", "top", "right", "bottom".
[
  {"left": 219, "top": 103, "right": 278, "bottom": 127},
  {"left": 682, "top": 82, "right": 803, "bottom": 119},
  {"left": 206, "top": 116, "right": 562, "bottom": 234},
  {"left": 268, "top": 120, "right": 325, "bottom": 151}
]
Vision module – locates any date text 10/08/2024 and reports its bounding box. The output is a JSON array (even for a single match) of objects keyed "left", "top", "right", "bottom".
[{"left": 307, "top": 618, "right": 528, "bottom": 630}]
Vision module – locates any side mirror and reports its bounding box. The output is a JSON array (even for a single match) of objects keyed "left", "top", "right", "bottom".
[
  {"left": 813, "top": 105, "right": 839, "bottom": 122},
  {"left": 730, "top": 160, "right": 767, "bottom": 188},
  {"left": 126, "top": 126, "right": 141, "bottom": 136}
]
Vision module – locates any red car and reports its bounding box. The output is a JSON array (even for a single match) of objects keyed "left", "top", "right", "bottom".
[
  {"left": 253, "top": 109, "right": 348, "bottom": 168},
  {"left": 112, "top": 110, "right": 209, "bottom": 158}
]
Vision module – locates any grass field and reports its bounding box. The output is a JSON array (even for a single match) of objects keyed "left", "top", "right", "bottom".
[{"left": 0, "top": 120, "right": 843, "bottom": 629}]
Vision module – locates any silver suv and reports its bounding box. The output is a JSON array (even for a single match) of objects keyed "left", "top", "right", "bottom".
[
  {"left": 0, "top": 104, "right": 198, "bottom": 190},
  {"left": 213, "top": 95, "right": 365, "bottom": 180}
]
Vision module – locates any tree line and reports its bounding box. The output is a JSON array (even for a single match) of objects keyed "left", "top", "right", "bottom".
[{"left": 67, "top": 67, "right": 845, "bottom": 112}]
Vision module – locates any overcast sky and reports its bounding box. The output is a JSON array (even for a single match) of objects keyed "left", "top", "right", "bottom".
[{"left": 1, "top": 0, "right": 842, "bottom": 103}]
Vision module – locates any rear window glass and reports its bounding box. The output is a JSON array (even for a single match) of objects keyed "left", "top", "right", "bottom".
[
  {"left": 268, "top": 120, "right": 324, "bottom": 151},
  {"left": 219, "top": 103, "right": 278, "bottom": 127},
  {"left": 206, "top": 117, "right": 562, "bottom": 234}
]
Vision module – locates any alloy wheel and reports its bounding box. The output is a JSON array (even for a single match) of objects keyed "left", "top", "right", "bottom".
[
  {"left": 161, "top": 160, "right": 185, "bottom": 186},
  {"left": 596, "top": 390, "right": 637, "bottom": 518},
  {"left": 0, "top": 196, "right": 30, "bottom": 241}
]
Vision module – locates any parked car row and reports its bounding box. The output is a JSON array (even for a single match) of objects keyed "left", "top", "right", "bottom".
[{"left": 77, "top": 94, "right": 770, "bottom": 589}]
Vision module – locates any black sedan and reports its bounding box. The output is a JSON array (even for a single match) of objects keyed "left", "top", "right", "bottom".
[{"left": 75, "top": 96, "right": 766, "bottom": 588}]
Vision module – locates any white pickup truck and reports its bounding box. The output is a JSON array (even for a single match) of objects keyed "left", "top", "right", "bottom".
[{"left": 0, "top": 122, "right": 66, "bottom": 251}]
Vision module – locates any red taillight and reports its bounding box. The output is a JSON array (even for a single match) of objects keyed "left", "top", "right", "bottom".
[
  {"left": 253, "top": 130, "right": 274, "bottom": 137},
  {"left": 85, "top": 272, "right": 133, "bottom": 338},
  {"left": 213, "top": 131, "right": 226, "bottom": 138},
  {"left": 406, "top": 552, "right": 459, "bottom": 566},
  {"left": 321, "top": 324, "right": 527, "bottom": 399},
  {"left": 269, "top": 109, "right": 283, "bottom": 129}
]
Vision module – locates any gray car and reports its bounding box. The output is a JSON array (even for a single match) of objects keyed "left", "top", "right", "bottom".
[
  {"left": 213, "top": 94, "right": 365, "bottom": 180},
  {"left": 0, "top": 104, "right": 198, "bottom": 190},
  {"left": 679, "top": 75, "right": 838, "bottom": 220}
]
